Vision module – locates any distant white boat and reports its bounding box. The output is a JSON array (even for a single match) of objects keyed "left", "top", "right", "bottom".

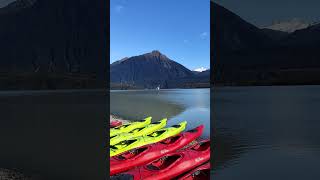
[{"left": 156, "top": 86, "right": 160, "bottom": 90}]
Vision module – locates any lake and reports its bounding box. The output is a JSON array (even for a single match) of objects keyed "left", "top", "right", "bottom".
[
  {"left": 213, "top": 85, "right": 320, "bottom": 179},
  {"left": 110, "top": 89, "right": 210, "bottom": 138},
  {"left": 0, "top": 90, "right": 107, "bottom": 180}
]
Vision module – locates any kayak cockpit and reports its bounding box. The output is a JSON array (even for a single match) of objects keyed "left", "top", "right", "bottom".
[
  {"left": 160, "top": 136, "right": 181, "bottom": 145},
  {"left": 192, "top": 140, "right": 210, "bottom": 151},
  {"left": 115, "top": 147, "right": 148, "bottom": 160},
  {"left": 146, "top": 154, "right": 181, "bottom": 170}
]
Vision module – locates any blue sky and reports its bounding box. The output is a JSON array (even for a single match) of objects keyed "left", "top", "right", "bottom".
[{"left": 110, "top": 0, "right": 210, "bottom": 71}]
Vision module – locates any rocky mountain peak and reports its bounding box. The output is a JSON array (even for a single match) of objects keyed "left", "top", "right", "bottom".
[
  {"left": 263, "top": 18, "right": 312, "bottom": 33},
  {"left": 151, "top": 50, "right": 161, "bottom": 55}
]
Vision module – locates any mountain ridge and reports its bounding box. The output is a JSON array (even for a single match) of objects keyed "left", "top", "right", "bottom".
[
  {"left": 110, "top": 50, "right": 209, "bottom": 89},
  {"left": 212, "top": 1, "right": 320, "bottom": 86},
  {"left": 0, "top": 0, "right": 107, "bottom": 89}
]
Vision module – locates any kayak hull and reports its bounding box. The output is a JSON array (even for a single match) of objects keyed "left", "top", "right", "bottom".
[
  {"left": 111, "top": 139, "right": 210, "bottom": 180},
  {"left": 110, "top": 125, "right": 204, "bottom": 175}
]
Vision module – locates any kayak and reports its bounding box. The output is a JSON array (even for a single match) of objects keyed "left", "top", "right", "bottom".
[
  {"left": 110, "top": 125, "right": 204, "bottom": 175},
  {"left": 110, "top": 118, "right": 167, "bottom": 145},
  {"left": 110, "top": 121, "right": 187, "bottom": 157},
  {"left": 111, "top": 139, "right": 210, "bottom": 180},
  {"left": 110, "top": 121, "right": 122, "bottom": 128},
  {"left": 110, "top": 117, "right": 152, "bottom": 137},
  {"left": 178, "top": 162, "right": 211, "bottom": 180}
]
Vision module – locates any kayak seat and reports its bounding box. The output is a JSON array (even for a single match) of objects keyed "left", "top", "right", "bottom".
[
  {"left": 131, "top": 128, "right": 143, "bottom": 133},
  {"left": 110, "top": 174, "right": 134, "bottom": 180},
  {"left": 192, "top": 169, "right": 210, "bottom": 179},
  {"left": 172, "top": 124, "right": 181, "bottom": 128},
  {"left": 160, "top": 136, "right": 180, "bottom": 145},
  {"left": 114, "top": 124, "right": 130, "bottom": 129},
  {"left": 112, "top": 139, "right": 138, "bottom": 150},
  {"left": 192, "top": 141, "right": 210, "bottom": 151},
  {"left": 116, "top": 147, "right": 148, "bottom": 160},
  {"left": 148, "top": 130, "right": 165, "bottom": 137},
  {"left": 147, "top": 155, "right": 181, "bottom": 170},
  {"left": 187, "top": 128, "right": 198, "bottom": 133}
]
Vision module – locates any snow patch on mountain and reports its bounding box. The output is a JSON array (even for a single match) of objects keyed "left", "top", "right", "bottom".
[{"left": 193, "top": 67, "right": 207, "bottom": 72}]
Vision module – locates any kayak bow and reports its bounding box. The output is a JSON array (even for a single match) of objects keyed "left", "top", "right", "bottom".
[
  {"left": 110, "top": 118, "right": 167, "bottom": 145},
  {"left": 110, "top": 117, "right": 152, "bottom": 137}
]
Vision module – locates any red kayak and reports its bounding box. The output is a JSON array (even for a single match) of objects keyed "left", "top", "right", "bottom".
[
  {"left": 110, "top": 121, "right": 122, "bottom": 128},
  {"left": 110, "top": 125, "right": 204, "bottom": 175},
  {"left": 111, "top": 139, "right": 210, "bottom": 180},
  {"left": 178, "top": 162, "right": 211, "bottom": 180}
]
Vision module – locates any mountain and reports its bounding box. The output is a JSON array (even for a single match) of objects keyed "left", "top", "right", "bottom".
[
  {"left": 211, "top": 1, "right": 320, "bottom": 85},
  {"left": 260, "top": 28, "right": 289, "bottom": 41},
  {"left": 110, "top": 51, "right": 209, "bottom": 89},
  {"left": 263, "top": 18, "right": 312, "bottom": 33},
  {"left": 280, "top": 23, "right": 320, "bottom": 47},
  {"left": 0, "top": 0, "right": 36, "bottom": 14},
  {"left": 212, "top": 2, "right": 272, "bottom": 56},
  {"left": 0, "top": 0, "right": 107, "bottom": 89},
  {"left": 195, "top": 69, "right": 210, "bottom": 78}
]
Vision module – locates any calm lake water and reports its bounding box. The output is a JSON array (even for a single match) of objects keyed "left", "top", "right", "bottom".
[
  {"left": 213, "top": 86, "right": 320, "bottom": 179},
  {"left": 110, "top": 89, "right": 210, "bottom": 138},
  {"left": 0, "top": 90, "right": 106, "bottom": 180}
]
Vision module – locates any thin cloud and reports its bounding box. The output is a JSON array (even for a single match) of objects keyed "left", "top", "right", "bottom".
[
  {"left": 200, "top": 32, "right": 208, "bottom": 39},
  {"left": 115, "top": 5, "right": 124, "bottom": 13}
]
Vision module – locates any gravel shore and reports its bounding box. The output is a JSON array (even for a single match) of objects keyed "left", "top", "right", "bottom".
[{"left": 0, "top": 169, "right": 32, "bottom": 180}]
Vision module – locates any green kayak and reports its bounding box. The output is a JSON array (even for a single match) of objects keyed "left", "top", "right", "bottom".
[
  {"left": 110, "top": 121, "right": 187, "bottom": 157},
  {"left": 110, "top": 117, "right": 152, "bottom": 137},
  {"left": 110, "top": 118, "right": 167, "bottom": 145}
]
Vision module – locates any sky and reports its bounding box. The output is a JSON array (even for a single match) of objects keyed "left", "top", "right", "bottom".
[
  {"left": 111, "top": 0, "right": 210, "bottom": 71},
  {"left": 214, "top": 0, "right": 320, "bottom": 27}
]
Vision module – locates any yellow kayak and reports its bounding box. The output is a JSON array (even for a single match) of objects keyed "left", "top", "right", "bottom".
[
  {"left": 110, "top": 117, "right": 152, "bottom": 137},
  {"left": 110, "top": 121, "right": 187, "bottom": 157},
  {"left": 110, "top": 118, "right": 167, "bottom": 145}
]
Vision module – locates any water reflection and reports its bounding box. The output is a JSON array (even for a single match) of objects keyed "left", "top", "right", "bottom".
[
  {"left": 214, "top": 86, "right": 320, "bottom": 179},
  {"left": 111, "top": 89, "right": 210, "bottom": 137}
]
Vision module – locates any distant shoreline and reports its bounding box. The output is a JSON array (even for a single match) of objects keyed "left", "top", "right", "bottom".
[
  {"left": 110, "top": 86, "right": 210, "bottom": 90},
  {"left": 213, "top": 83, "right": 320, "bottom": 87}
]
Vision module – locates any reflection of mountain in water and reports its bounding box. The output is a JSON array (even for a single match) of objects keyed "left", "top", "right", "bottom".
[
  {"left": 212, "top": 1, "right": 320, "bottom": 86},
  {"left": 110, "top": 91, "right": 185, "bottom": 120}
]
